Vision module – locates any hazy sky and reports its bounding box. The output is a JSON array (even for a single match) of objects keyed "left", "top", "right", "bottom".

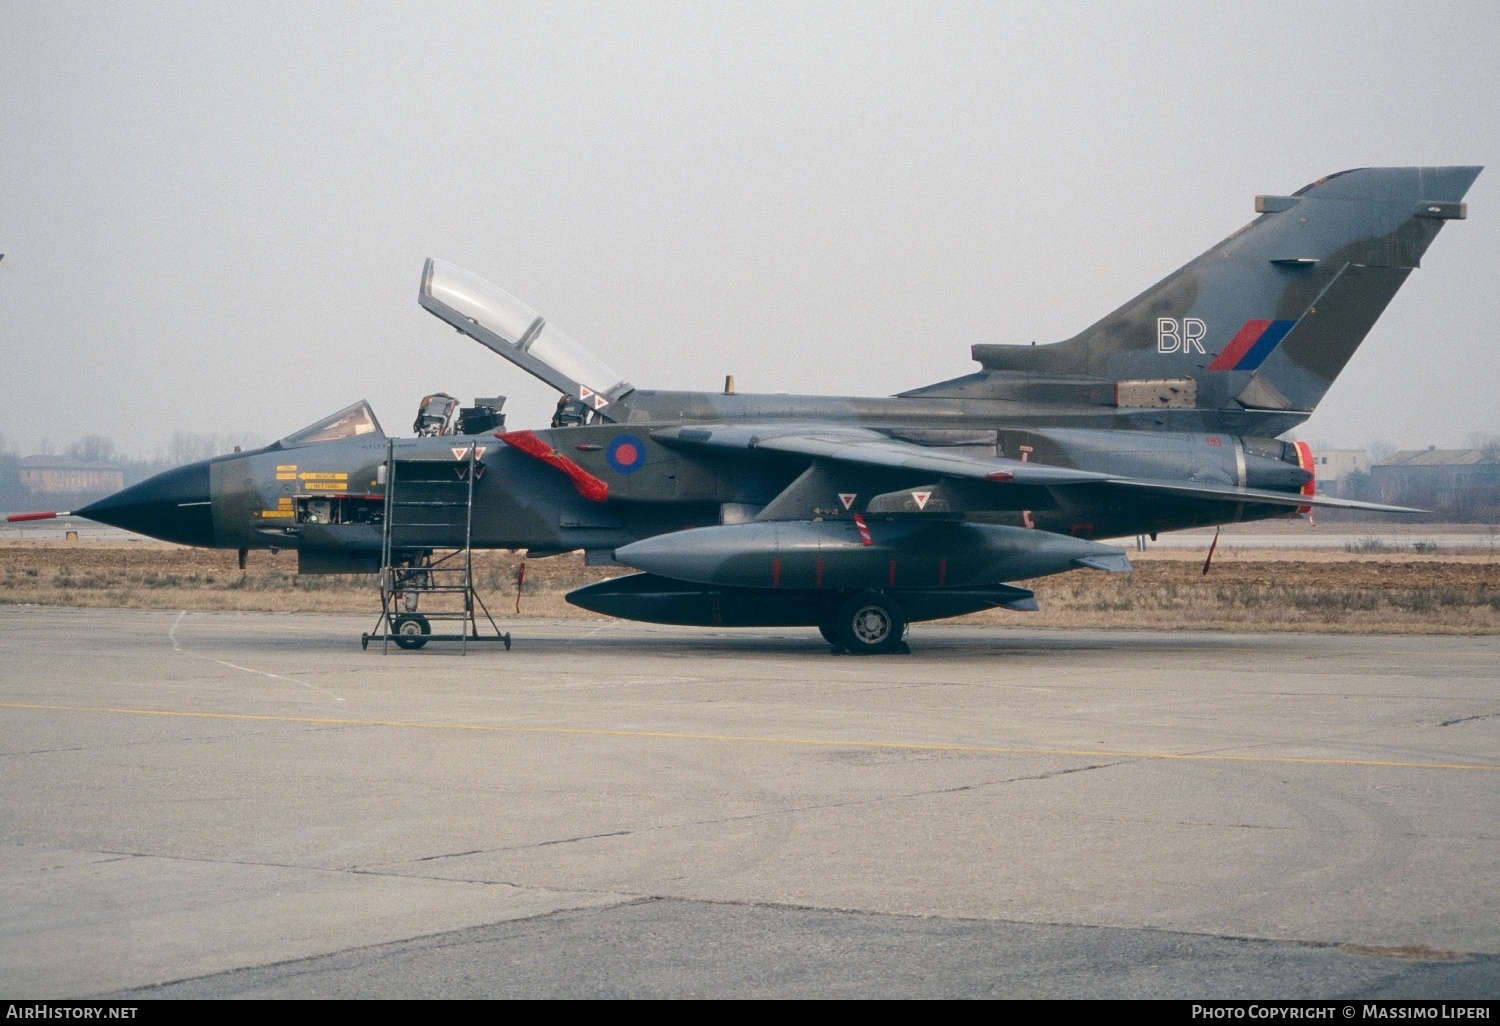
[{"left": 3, "top": 1, "right": 1498, "bottom": 457}]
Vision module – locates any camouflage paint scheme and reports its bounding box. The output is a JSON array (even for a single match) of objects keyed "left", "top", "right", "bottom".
[{"left": 72, "top": 167, "right": 1480, "bottom": 645}]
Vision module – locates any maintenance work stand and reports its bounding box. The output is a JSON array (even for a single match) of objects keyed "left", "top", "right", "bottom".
[{"left": 362, "top": 440, "right": 511, "bottom": 653}]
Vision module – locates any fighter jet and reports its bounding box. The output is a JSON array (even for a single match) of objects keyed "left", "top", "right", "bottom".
[{"left": 24, "top": 166, "right": 1479, "bottom": 652}]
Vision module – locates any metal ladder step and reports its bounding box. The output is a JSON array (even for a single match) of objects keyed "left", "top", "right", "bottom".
[{"left": 370, "top": 438, "right": 508, "bottom": 655}]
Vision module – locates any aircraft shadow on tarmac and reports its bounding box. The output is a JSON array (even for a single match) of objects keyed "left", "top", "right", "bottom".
[{"left": 352, "top": 626, "right": 1273, "bottom": 659}]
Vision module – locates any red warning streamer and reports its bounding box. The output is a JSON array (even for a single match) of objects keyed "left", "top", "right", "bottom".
[
  {"left": 498, "top": 431, "right": 610, "bottom": 503},
  {"left": 852, "top": 513, "right": 874, "bottom": 547}
]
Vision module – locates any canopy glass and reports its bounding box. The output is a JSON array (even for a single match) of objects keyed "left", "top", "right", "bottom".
[{"left": 421, "top": 259, "right": 629, "bottom": 400}]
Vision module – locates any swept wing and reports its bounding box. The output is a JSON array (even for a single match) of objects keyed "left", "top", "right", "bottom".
[{"left": 654, "top": 423, "right": 1422, "bottom": 515}]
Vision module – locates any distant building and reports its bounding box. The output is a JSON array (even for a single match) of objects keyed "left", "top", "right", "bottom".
[
  {"left": 18, "top": 455, "right": 124, "bottom": 496},
  {"left": 1310, "top": 448, "right": 1370, "bottom": 495},
  {"left": 1370, "top": 448, "right": 1500, "bottom": 511}
]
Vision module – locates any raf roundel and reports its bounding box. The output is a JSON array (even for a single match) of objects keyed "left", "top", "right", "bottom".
[{"left": 606, "top": 434, "right": 648, "bottom": 475}]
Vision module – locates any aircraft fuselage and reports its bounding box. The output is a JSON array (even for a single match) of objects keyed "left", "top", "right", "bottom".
[{"left": 83, "top": 392, "right": 1316, "bottom": 568}]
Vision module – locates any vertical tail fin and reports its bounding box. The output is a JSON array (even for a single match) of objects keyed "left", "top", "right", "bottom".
[{"left": 968, "top": 166, "right": 1481, "bottom": 417}]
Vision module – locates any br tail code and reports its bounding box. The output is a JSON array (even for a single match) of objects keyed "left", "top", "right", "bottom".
[
  {"left": 1157, "top": 317, "right": 1298, "bottom": 371},
  {"left": 1157, "top": 317, "right": 1207, "bottom": 354}
]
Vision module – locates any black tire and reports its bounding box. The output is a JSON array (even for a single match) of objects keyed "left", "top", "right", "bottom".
[
  {"left": 834, "top": 592, "right": 907, "bottom": 655},
  {"left": 817, "top": 621, "right": 841, "bottom": 646},
  {"left": 392, "top": 613, "right": 430, "bottom": 650}
]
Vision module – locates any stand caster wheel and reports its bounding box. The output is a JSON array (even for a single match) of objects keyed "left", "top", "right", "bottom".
[{"left": 392, "top": 614, "right": 430, "bottom": 649}]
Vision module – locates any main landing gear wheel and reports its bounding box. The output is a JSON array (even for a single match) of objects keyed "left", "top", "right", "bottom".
[
  {"left": 834, "top": 592, "right": 908, "bottom": 655},
  {"left": 392, "top": 613, "right": 430, "bottom": 650}
]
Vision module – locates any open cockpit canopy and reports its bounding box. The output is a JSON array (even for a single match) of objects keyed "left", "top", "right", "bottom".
[
  {"left": 419, "top": 259, "right": 631, "bottom": 417},
  {"left": 279, "top": 400, "right": 384, "bottom": 448}
]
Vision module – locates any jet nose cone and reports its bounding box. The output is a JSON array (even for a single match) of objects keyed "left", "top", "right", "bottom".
[{"left": 75, "top": 460, "right": 216, "bottom": 546}]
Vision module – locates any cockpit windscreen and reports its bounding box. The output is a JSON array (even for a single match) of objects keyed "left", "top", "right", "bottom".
[{"left": 280, "top": 401, "right": 384, "bottom": 447}]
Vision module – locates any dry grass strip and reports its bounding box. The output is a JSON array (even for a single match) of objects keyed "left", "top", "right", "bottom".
[{"left": 1, "top": 541, "right": 1496, "bottom": 634}]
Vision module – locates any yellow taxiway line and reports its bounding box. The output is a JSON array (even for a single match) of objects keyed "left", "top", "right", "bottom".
[{"left": 2, "top": 702, "right": 1497, "bottom": 773}]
